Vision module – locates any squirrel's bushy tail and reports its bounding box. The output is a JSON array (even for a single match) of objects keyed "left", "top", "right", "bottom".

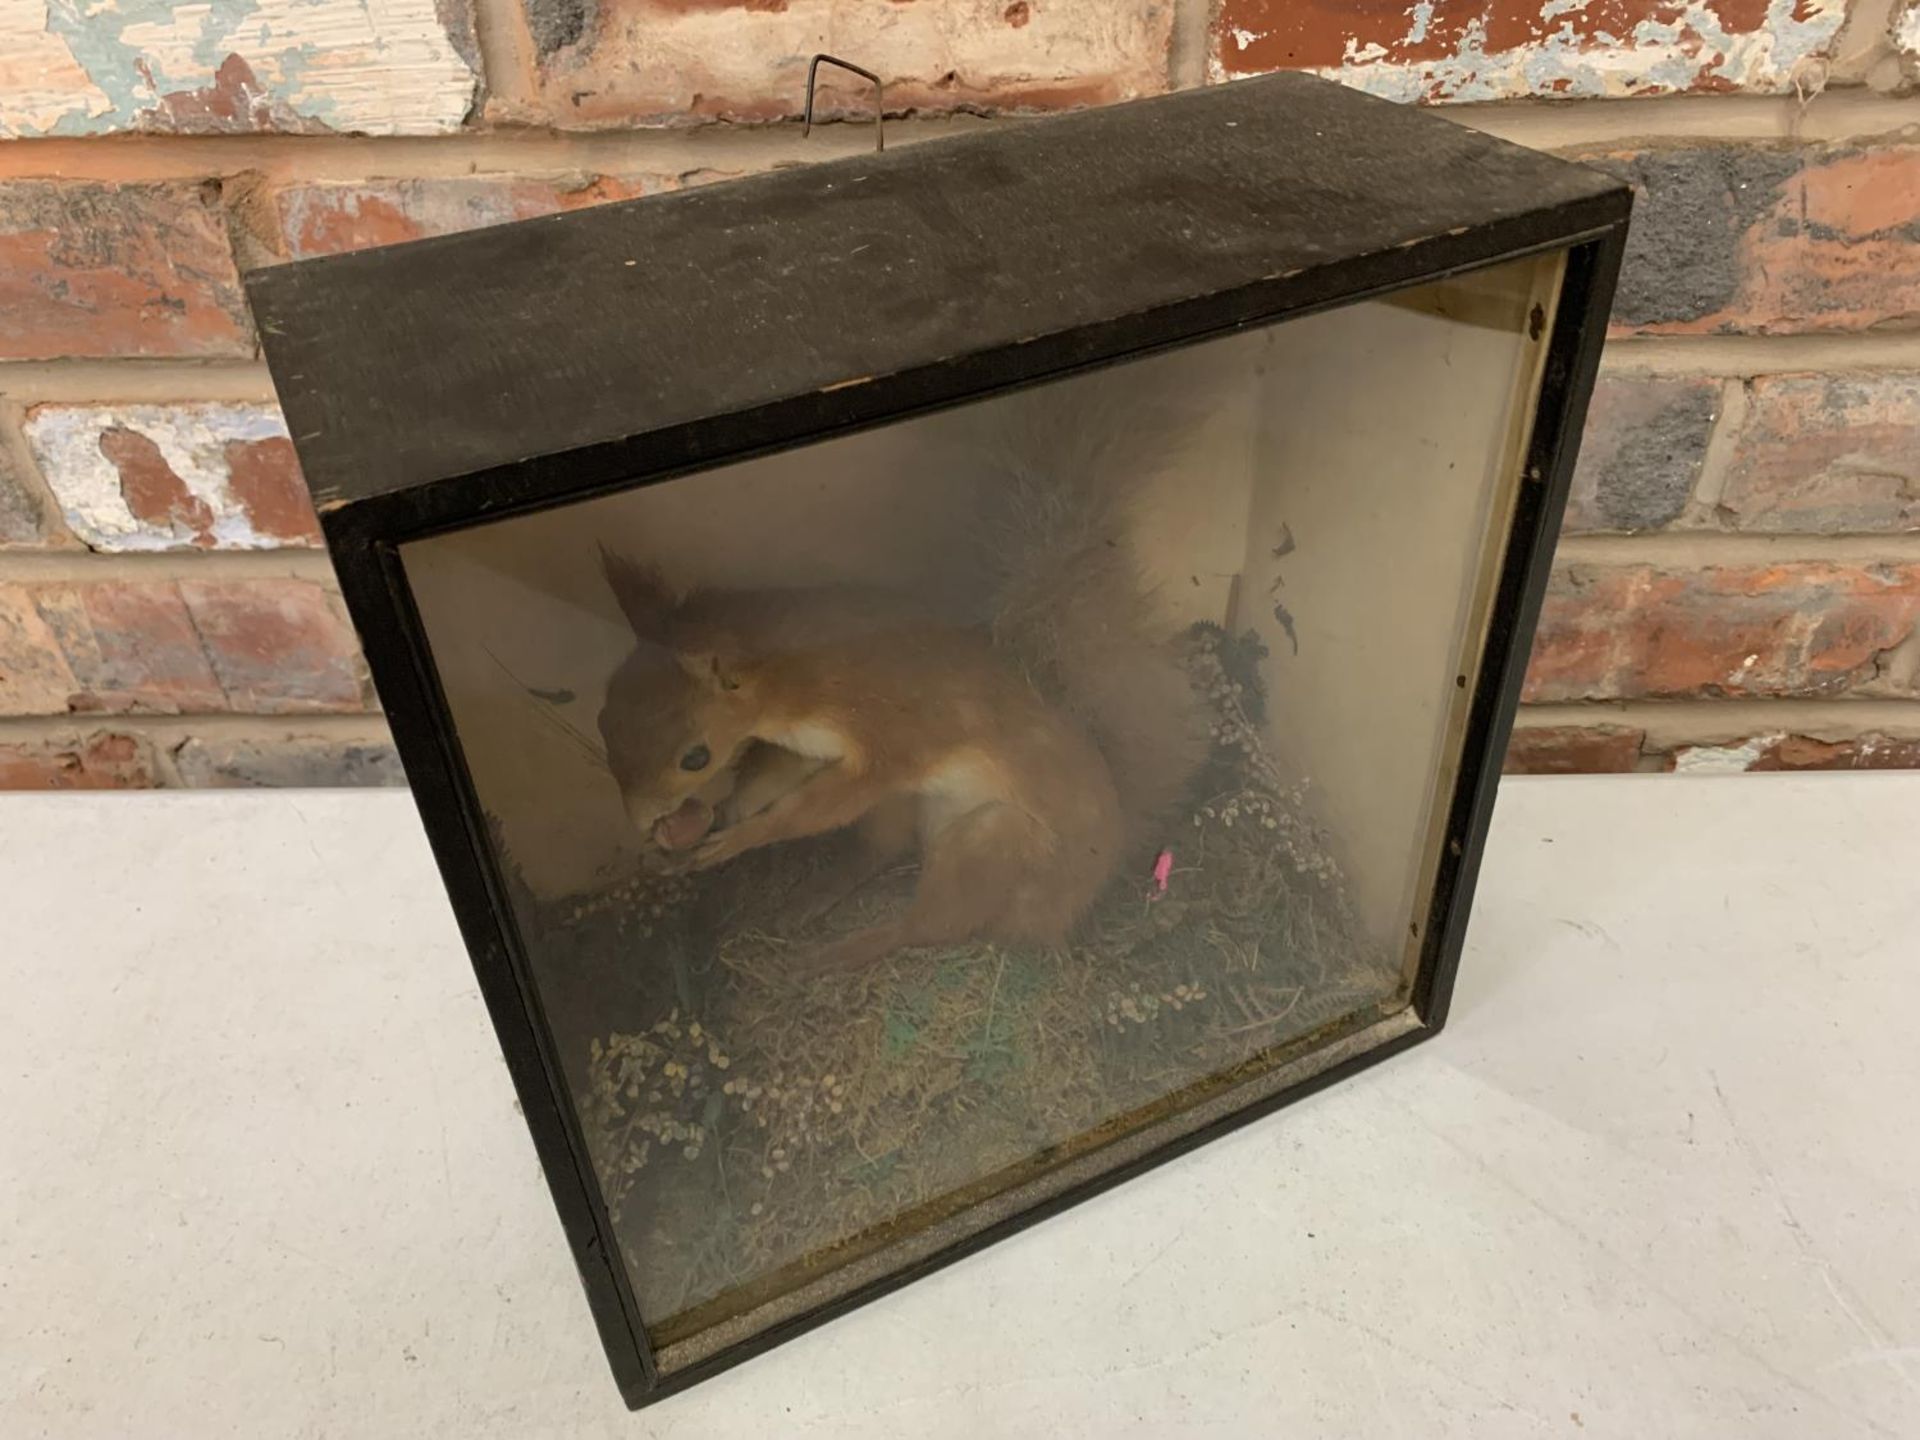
[{"left": 966, "top": 374, "right": 1212, "bottom": 856}]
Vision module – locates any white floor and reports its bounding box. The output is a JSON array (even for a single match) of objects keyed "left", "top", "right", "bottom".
[{"left": 2, "top": 776, "right": 1915, "bottom": 1439}]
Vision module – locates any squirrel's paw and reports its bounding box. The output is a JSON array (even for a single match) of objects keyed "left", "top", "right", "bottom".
[{"left": 683, "top": 831, "right": 747, "bottom": 872}]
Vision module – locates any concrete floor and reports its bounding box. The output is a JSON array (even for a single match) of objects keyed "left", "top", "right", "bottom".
[{"left": 3, "top": 776, "right": 1916, "bottom": 1438}]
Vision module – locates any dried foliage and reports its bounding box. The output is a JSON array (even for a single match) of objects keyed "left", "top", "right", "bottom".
[{"left": 504, "top": 627, "right": 1400, "bottom": 1335}]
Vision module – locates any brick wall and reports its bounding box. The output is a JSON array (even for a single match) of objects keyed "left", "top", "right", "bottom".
[{"left": 0, "top": 0, "right": 1916, "bottom": 788}]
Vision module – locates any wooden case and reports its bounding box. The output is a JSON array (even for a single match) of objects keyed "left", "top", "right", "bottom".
[{"left": 248, "top": 72, "right": 1629, "bottom": 1407}]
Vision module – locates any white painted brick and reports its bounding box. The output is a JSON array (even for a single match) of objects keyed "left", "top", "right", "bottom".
[
  {"left": 23, "top": 403, "right": 319, "bottom": 553},
  {"left": 0, "top": 0, "right": 479, "bottom": 137},
  {"left": 521, "top": 0, "right": 1171, "bottom": 126},
  {"left": 1211, "top": 0, "right": 1847, "bottom": 101}
]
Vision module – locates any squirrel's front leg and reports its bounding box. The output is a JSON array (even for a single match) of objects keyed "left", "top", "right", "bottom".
[{"left": 687, "top": 762, "right": 883, "bottom": 870}]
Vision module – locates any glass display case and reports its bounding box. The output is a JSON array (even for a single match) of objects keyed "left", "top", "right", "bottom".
[{"left": 248, "top": 71, "right": 1630, "bottom": 1407}]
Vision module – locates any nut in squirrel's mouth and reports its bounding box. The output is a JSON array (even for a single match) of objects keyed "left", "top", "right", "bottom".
[
  {"left": 641, "top": 742, "right": 824, "bottom": 855},
  {"left": 645, "top": 756, "right": 752, "bottom": 852},
  {"left": 653, "top": 796, "right": 718, "bottom": 852}
]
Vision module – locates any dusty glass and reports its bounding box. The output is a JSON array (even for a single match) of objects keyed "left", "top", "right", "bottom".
[{"left": 402, "top": 252, "right": 1563, "bottom": 1363}]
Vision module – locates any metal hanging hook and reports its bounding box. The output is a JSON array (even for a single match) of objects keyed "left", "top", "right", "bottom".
[{"left": 803, "top": 53, "right": 884, "bottom": 153}]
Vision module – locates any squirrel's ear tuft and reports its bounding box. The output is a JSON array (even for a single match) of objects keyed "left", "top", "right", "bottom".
[{"left": 600, "top": 546, "right": 677, "bottom": 640}]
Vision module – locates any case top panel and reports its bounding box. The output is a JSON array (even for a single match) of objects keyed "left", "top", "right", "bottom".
[{"left": 246, "top": 72, "right": 1626, "bottom": 515}]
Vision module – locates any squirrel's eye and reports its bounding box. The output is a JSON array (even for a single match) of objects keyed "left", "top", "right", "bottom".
[{"left": 679, "top": 745, "right": 711, "bottom": 773}]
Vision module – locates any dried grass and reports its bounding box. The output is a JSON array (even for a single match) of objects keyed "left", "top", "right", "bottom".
[{"left": 504, "top": 626, "right": 1399, "bottom": 1332}]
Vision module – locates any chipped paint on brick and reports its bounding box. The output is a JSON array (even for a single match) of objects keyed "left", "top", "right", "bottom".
[
  {"left": 1668, "top": 731, "right": 1920, "bottom": 772},
  {"left": 1756, "top": 733, "right": 1920, "bottom": 769},
  {"left": 96, "top": 425, "right": 219, "bottom": 549},
  {"left": 0, "top": 0, "right": 480, "bottom": 137},
  {"left": 0, "top": 4, "right": 110, "bottom": 133},
  {"left": 1211, "top": 0, "right": 1846, "bottom": 101},
  {"left": 23, "top": 403, "right": 316, "bottom": 552},
  {"left": 522, "top": 0, "right": 1172, "bottom": 127},
  {"left": 1670, "top": 733, "right": 1781, "bottom": 772}
]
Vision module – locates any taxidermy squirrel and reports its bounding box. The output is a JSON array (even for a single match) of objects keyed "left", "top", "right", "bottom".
[{"left": 597, "top": 381, "right": 1210, "bottom": 971}]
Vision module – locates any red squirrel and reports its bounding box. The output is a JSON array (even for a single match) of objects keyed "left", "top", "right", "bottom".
[{"left": 597, "top": 382, "right": 1210, "bottom": 970}]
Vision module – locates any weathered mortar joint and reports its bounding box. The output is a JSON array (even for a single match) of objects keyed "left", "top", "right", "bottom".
[
  {"left": 167, "top": 730, "right": 406, "bottom": 786},
  {"left": 218, "top": 171, "right": 284, "bottom": 270}
]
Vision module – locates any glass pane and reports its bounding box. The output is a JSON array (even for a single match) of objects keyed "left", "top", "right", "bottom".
[{"left": 400, "top": 251, "right": 1564, "bottom": 1363}]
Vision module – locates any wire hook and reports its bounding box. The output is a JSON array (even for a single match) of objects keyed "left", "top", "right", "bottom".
[{"left": 803, "top": 53, "right": 884, "bottom": 153}]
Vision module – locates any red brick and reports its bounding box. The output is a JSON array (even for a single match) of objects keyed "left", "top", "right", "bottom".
[
  {"left": 1749, "top": 733, "right": 1920, "bottom": 770},
  {"left": 1503, "top": 725, "right": 1646, "bottom": 775},
  {"left": 29, "top": 581, "right": 225, "bottom": 714},
  {"left": 1523, "top": 564, "right": 1920, "bottom": 702},
  {"left": 519, "top": 0, "right": 1172, "bottom": 126},
  {"left": 0, "top": 446, "right": 60, "bottom": 547},
  {"left": 0, "top": 731, "right": 155, "bottom": 789},
  {"left": 177, "top": 580, "right": 367, "bottom": 714},
  {"left": 23, "top": 404, "right": 316, "bottom": 552},
  {"left": 2, "top": 579, "right": 366, "bottom": 718},
  {"left": 1714, "top": 374, "right": 1920, "bottom": 534},
  {"left": 0, "top": 584, "right": 80, "bottom": 715},
  {"left": 0, "top": 1, "right": 479, "bottom": 138},
  {"left": 0, "top": 182, "right": 251, "bottom": 360},
  {"left": 1591, "top": 144, "right": 1920, "bottom": 336},
  {"left": 1563, "top": 375, "right": 1718, "bottom": 533},
  {"left": 1211, "top": 0, "right": 1844, "bottom": 99},
  {"left": 265, "top": 175, "right": 665, "bottom": 260},
  {"left": 224, "top": 437, "right": 315, "bottom": 543},
  {"left": 1666, "top": 732, "right": 1920, "bottom": 772}
]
